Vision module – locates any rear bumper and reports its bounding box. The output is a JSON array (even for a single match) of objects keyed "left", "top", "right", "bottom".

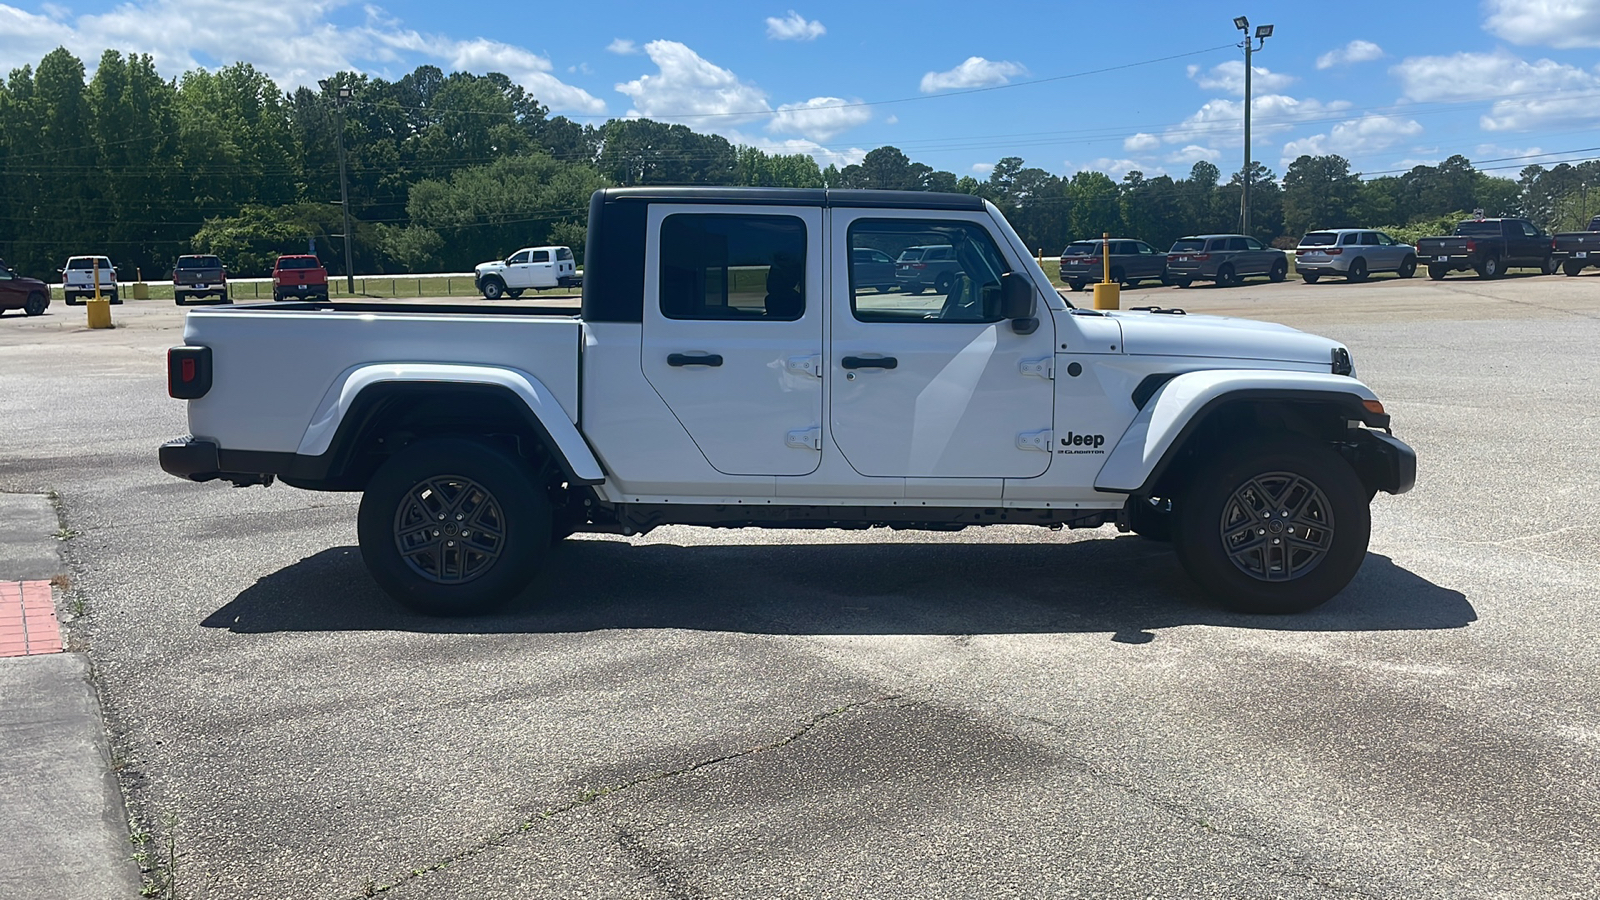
[
  {"left": 558, "top": 275, "right": 582, "bottom": 288},
  {"left": 159, "top": 437, "right": 276, "bottom": 487},
  {"left": 1346, "top": 431, "right": 1417, "bottom": 496}
]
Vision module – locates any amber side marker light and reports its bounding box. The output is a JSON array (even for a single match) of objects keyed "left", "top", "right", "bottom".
[{"left": 1363, "top": 399, "right": 1386, "bottom": 416}]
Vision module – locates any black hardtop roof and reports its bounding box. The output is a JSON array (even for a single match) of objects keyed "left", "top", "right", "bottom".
[{"left": 594, "top": 186, "right": 987, "bottom": 211}]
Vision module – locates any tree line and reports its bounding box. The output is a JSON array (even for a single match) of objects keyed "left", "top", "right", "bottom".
[{"left": 3, "top": 47, "right": 1597, "bottom": 278}]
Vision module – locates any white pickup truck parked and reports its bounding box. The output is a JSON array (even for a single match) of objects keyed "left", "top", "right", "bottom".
[
  {"left": 162, "top": 187, "right": 1414, "bottom": 617},
  {"left": 473, "top": 245, "right": 580, "bottom": 299}
]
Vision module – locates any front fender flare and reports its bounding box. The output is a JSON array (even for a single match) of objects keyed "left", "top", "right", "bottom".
[
  {"left": 1094, "top": 369, "right": 1384, "bottom": 494},
  {"left": 298, "top": 363, "right": 604, "bottom": 484}
]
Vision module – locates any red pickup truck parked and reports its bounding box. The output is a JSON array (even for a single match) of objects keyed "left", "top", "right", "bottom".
[{"left": 272, "top": 255, "right": 329, "bottom": 301}]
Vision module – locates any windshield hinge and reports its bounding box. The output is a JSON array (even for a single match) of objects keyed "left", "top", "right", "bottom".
[
  {"left": 786, "top": 426, "right": 822, "bottom": 451},
  {"left": 1016, "top": 429, "right": 1053, "bottom": 452},
  {"left": 786, "top": 354, "right": 823, "bottom": 378},
  {"left": 1019, "top": 357, "right": 1054, "bottom": 380}
]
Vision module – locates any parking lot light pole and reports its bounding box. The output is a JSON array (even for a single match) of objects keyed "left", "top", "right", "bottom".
[
  {"left": 320, "top": 80, "right": 356, "bottom": 294},
  {"left": 1234, "top": 17, "right": 1272, "bottom": 238}
]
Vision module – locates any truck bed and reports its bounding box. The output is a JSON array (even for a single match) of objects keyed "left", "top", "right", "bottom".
[{"left": 182, "top": 302, "right": 584, "bottom": 456}]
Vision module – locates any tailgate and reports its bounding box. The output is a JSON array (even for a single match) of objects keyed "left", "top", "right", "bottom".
[
  {"left": 1417, "top": 238, "right": 1467, "bottom": 255},
  {"left": 180, "top": 308, "right": 582, "bottom": 454}
]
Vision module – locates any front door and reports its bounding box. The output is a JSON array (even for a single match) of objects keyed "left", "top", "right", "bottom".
[
  {"left": 830, "top": 211, "right": 1055, "bottom": 478},
  {"left": 642, "top": 205, "right": 824, "bottom": 477}
]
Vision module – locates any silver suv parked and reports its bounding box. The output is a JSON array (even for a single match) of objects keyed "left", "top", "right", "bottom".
[
  {"left": 1295, "top": 229, "right": 1418, "bottom": 283},
  {"left": 1165, "top": 234, "right": 1288, "bottom": 288}
]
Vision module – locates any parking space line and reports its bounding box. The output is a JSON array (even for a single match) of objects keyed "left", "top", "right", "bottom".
[{"left": 0, "top": 581, "right": 62, "bottom": 657}]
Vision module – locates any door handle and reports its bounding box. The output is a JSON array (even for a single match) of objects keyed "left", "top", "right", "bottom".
[
  {"left": 841, "top": 356, "right": 897, "bottom": 370},
  {"left": 668, "top": 353, "right": 723, "bottom": 367}
]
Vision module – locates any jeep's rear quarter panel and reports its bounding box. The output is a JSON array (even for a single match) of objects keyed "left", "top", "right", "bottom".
[{"left": 181, "top": 306, "right": 582, "bottom": 454}]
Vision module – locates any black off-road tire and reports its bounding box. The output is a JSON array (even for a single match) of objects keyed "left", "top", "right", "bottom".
[
  {"left": 1397, "top": 255, "right": 1417, "bottom": 278},
  {"left": 23, "top": 291, "right": 48, "bottom": 317},
  {"left": 1427, "top": 265, "right": 1448, "bottom": 281},
  {"left": 481, "top": 278, "right": 506, "bottom": 300},
  {"left": 1268, "top": 259, "right": 1288, "bottom": 283},
  {"left": 1301, "top": 272, "right": 1321, "bottom": 284},
  {"left": 1172, "top": 437, "right": 1371, "bottom": 614},
  {"left": 358, "top": 437, "right": 552, "bottom": 616},
  {"left": 1347, "top": 258, "right": 1368, "bottom": 283},
  {"left": 1564, "top": 260, "right": 1585, "bottom": 276}
]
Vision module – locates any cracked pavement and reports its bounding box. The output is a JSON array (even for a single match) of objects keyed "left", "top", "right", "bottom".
[{"left": 1, "top": 276, "right": 1598, "bottom": 898}]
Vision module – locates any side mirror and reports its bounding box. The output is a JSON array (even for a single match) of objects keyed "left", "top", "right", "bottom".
[{"left": 998, "top": 272, "right": 1035, "bottom": 319}]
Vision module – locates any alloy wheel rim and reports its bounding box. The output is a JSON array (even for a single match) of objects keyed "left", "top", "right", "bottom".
[
  {"left": 392, "top": 475, "right": 507, "bottom": 584},
  {"left": 1218, "top": 471, "right": 1334, "bottom": 582}
]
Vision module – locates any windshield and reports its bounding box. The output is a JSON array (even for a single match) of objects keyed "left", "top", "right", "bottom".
[
  {"left": 1300, "top": 233, "right": 1339, "bottom": 246},
  {"left": 1170, "top": 239, "right": 1207, "bottom": 252},
  {"left": 1061, "top": 242, "right": 1098, "bottom": 256},
  {"left": 176, "top": 256, "right": 221, "bottom": 269},
  {"left": 1455, "top": 221, "right": 1501, "bottom": 237}
]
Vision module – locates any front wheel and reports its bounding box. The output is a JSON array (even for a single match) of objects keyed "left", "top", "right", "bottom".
[
  {"left": 1427, "top": 265, "right": 1448, "bottom": 281},
  {"left": 481, "top": 278, "right": 505, "bottom": 300},
  {"left": 357, "top": 437, "right": 552, "bottom": 616},
  {"left": 1215, "top": 264, "right": 1238, "bottom": 287},
  {"left": 23, "top": 291, "right": 47, "bottom": 316},
  {"left": 1397, "top": 255, "right": 1417, "bottom": 278},
  {"left": 1173, "top": 438, "right": 1371, "bottom": 614},
  {"left": 1542, "top": 255, "right": 1559, "bottom": 275}
]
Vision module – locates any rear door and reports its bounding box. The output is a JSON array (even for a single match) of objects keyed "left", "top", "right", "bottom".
[
  {"left": 528, "top": 249, "right": 555, "bottom": 287},
  {"left": 830, "top": 210, "right": 1055, "bottom": 479},
  {"left": 641, "top": 204, "right": 824, "bottom": 476}
]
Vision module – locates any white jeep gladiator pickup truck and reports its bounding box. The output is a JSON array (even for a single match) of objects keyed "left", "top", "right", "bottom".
[{"left": 161, "top": 187, "right": 1414, "bottom": 616}]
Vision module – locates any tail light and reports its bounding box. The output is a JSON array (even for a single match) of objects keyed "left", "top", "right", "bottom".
[
  {"left": 1325, "top": 247, "right": 1343, "bottom": 255},
  {"left": 1553, "top": 237, "right": 1559, "bottom": 250},
  {"left": 167, "top": 345, "right": 212, "bottom": 399},
  {"left": 911, "top": 263, "right": 927, "bottom": 269},
  {"left": 1189, "top": 253, "right": 1211, "bottom": 261},
  {"left": 1466, "top": 239, "right": 1477, "bottom": 252}
]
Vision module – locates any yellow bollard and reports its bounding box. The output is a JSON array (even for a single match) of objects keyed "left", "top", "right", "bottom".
[
  {"left": 132, "top": 267, "right": 149, "bottom": 300},
  {"left": 1093, "top": 231, "right": 1120, "bottom": 310},
  {"left": 87, "top": 259, "right": 114, "bottom": 328}
]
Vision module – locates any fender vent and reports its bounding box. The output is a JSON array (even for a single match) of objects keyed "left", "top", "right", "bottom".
[
  {"left": 1132, "top": 373, "right": 1179, "bottom": 409},
  {"left": 1331, "top": 347, "right": 1354, "bottom": 376}
]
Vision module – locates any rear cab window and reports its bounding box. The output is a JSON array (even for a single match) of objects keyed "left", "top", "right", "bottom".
[{"left": 659, "top": 213, "right": 807, "bottom": 321}]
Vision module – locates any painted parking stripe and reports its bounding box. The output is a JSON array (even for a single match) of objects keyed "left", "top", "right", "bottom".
[{"left": 0, "top": 581, "right": 62, "bottom": 657}]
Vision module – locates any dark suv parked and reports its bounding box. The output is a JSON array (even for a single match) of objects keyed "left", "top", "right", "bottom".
[
  {"left": 0, "top": 261, "right": 50, "bottom": 317},
  {"left": 894, "top": 244, "right": 962, "bottom": 294},
  {"left": 1059, "top": 239, "right": 1168, "bottom": 291},
  {"left": 1165, "top": 234, "right": 1288, "bottom": 287}
]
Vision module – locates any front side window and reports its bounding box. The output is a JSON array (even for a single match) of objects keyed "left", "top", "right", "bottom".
[
  {"left": 659, "top": 213, "right": 806, "bottom": 321},
  {"left": 849, "top": 218, "right": 1011, "bottom": 323},
  {"left": 1522, "top": 222, "right": 1540, "bottom": 237},
  {"left": 1243, "top": 237, "right": 1265, "bottom": 251},
  {"left": 531, "top": 250, "right": 550, "bottom": 263},
  {"left": 507, "top": 250, "right": 531, "bottom": 264}
]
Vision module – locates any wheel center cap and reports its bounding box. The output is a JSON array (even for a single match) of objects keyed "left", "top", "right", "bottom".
[
  {"left": 444, "top": 523, "right": 458, "bottom": 536},
  {"left": 1267, "top": 520, "right": 1284, "bottom": 534}
]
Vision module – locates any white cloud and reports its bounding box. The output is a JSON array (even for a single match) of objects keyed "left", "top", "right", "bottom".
[
  {"left": 1165, "top": 94, "right": 1352, "bottom": 148},
  {"left": 970, "top": 162, "right": 994, "bottom": 175},
  {"left": 920, "top": 57, "right": 1026, "bottom": 93},
  {"left": 0, "top": 0, "right": 606, "bottom": 114},
  {"left": 1168, "top": 145, "right": 1221, "bottom": 166},
  {"left": 1484, "top": 0, "right": 1600, "bottom": 48},
  {"left": 1280, "top": 115, "right": 1424, "bottom": 165},
  {"left": 1123, "top": 132, "right": 1161, "bottom": 153},
  {"left": 1067, "top": 157, "right": 1143, "bottom": 179},
  {"left": 607, "top": 38, "right": 639, "bottom": 55},
  {"left": 1393, "top": 50, "right": 1600, "bottom": 130},
  {"left": 1186, "top": 60, "right": 1295, "bottom": 95},
  {"left": 767, "top": 96, "right": 870, "bottom": 141},
  {"left": 765, "top": 10, "right": 825, "bottom": 41},
  {"left": 884, "top": 114, "right": 898, "bottom": 124},
  {"left": 615, "top": 40, "right": 771, "bottom": 127},
  {"left": 729, "top": 132, "right": 863, "bottom": 168},
  {"left": 1316, "top": 40, "right": 1384, "bottom": 69}
]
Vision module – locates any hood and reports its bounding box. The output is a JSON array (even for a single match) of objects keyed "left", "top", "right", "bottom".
[
  {"left": 1110, "top": 309, "right": 1342, "bottom": 366},
  {"left": 474, "top": 260, "right": 502, "bottom": 272}
]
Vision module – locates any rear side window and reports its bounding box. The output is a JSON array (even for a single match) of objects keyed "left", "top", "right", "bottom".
[
  {"left": 1170, "top": 239, "right": 1206, "bottom": 253},
  {"left": 1226, "top": 238, "right": 1249, "bottom": 252},
  {"left": 531, "top": 250, "right": 550, "bottom": 263},
  {"left": 659, "top": 213, "right": 807, "bottom": 321}
]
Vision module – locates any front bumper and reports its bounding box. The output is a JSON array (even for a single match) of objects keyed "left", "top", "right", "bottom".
[{"left": 1345, "top": 430, "right": 1417, "bottom": 496}]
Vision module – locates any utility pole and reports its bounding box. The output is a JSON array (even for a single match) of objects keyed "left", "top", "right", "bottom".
[
  {"left": 319, "top": 80, "right": 356, "bottom": 293},
  {"left": 1233, "top": 17, "right": 1273, "bottom": 238}
]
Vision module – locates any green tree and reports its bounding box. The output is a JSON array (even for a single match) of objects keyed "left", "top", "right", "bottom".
[{"left": 1282, "top": 154, "right": 1360, "bottom": 235}]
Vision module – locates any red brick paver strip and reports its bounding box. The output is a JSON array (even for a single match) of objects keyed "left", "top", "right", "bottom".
[{"left": 0, "top": 581, "right": 62, "bottom": 657}]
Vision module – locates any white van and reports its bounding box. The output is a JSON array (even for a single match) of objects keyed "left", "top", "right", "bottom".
[{"left": 61, "top": 256, "right": 121, "bottom": 304}]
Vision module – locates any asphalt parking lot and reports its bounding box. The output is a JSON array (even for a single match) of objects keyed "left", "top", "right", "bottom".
[{"left": 2, "top": 272, "right": 1598, "bottom": 899}]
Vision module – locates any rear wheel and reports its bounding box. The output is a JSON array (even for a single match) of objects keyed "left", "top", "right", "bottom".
[
  {"left": 1110, "top": 267, "right": 1126, "bottom": 287},
  {"left": 23, "top": 291, "right": 47, "bottom": 316},
  {"left": 1067, "top": 281, "right": 1086, "bottom": 293},
  {"left": 1268, "top": 259, "right": 1288, "bottom": 283},
  {"left": 1173, "top": 437, "right": 1370, "bottom": 614},
  {"left": 1347, "top": 258, "right": 1368, "bottom": 283},
  {"left": 358, "top": 437, "right": 551, "bottom": 616},
  {"left": 1564, "top": 260, "right": 1585, "bottom": 276},
  {"left": 934, "top": 272, "right": 954, "bottom": 293},
  {"left": 1476, "top": 256, "right": 1501, "bottom": 279},
  {"left": 908, "top": 285, "right": 926, "bottom": 295},
  {"left": 506, "top": 289, "right": 524, "bottom": 298},
  {"left": 1216, "top": 264, "right": 1238, "bottom": 287},
  {"left": 1301, "top": 272, "right": 1321, "bottom": 284},
  {"left": 1175, "top": 278, "right": 1193, "bottom": 289},
  {"left": 1427, "top": 265, "right": 1448, "bottom": 281},
  {"left": 65, "top": 294, "right": 82, "bottom": 306},
  {"left": 1397, "top": 255, "right": 1417, "bottom": 278}
]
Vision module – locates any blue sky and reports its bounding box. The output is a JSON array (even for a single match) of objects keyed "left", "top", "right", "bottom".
[{"left": 4, "top": 0, "right": 1600, "bottom": 180}]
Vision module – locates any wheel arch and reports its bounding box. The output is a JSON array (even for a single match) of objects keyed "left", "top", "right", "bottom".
[
  {"left": 294, "top": 364, "right": 604, "bottom": 490},
  {"left": 1094, "top": 371, "right": 1389, "bottom": 498}
]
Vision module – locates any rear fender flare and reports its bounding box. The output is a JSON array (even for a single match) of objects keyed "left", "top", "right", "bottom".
[
  {"left": 1094, "top": 369, "right": 1385, "bottom": 494},
  {"left": 298, "top": 363, "right": 604, "bottom": 484}
]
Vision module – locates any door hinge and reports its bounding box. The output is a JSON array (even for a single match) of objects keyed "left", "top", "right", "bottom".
[
  {"left": 1019, "top": 357, "right": 1054, "bottom": 380},
  {"left": 1017, "top": 429, "right": 1053, "bottom": 452},
  {"left": 787, "top": 354, "right": 823, "bottom": 378},
  {"left": 786, "top": 426, "right": 822, "bottom": 451}
]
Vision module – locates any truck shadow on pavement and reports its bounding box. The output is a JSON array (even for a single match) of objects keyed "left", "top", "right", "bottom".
[{"left": 202, "top": 535, "right": 1475, "bottom": 638}]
